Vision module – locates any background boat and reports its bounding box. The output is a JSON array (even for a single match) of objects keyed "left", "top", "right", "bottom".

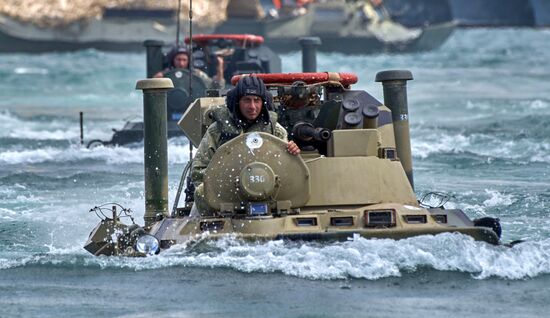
[
  {"left": 0, "top": 8, "right": 212, "bottom": 53},
  {"left": 0, "top": 0, "right": 455, "bottom": 54}
]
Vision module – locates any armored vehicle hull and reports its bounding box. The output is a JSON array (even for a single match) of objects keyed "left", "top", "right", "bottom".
[{"left": 85, "top": 202, "right": 499, "bottom": 257}]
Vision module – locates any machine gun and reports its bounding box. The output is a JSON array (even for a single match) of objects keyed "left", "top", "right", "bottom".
[
  {"left": 292, "top": 122, "right": 331, "bottom": 142},
  {"left": 291, "top": 121, "right": 331, "bottom": 151}
]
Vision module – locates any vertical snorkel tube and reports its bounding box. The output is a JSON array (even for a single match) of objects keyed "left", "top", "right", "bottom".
[
  {"left": 144, "top": 40, "right": 164, "bottom": 78},
  {"left": 299, "top": 37, "right": 321, "bottom": 73},
  {"left": 188, "top": 0, "right": 194, "bottom": 97},
  {"left": 176, "top": 0, "right": 182, "bottom": 45},
  {"left": 136, "top": 78, "right": 174, "bottom": 227},
  {"left": 375, "top": 70, "right": 414, "bottom": 190}
]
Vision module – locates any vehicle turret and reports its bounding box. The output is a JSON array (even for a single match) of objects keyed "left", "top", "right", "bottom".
[{"left": 185, "top": 71, "right": 415, "bottom": 215}]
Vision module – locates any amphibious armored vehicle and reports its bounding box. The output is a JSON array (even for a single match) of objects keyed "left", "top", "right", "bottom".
[
  {"left": 84, "top": 69, "right": 502, "bottom": 257},
  {"left": 86, "top": 34, "right": 281, "bottom": 147}
]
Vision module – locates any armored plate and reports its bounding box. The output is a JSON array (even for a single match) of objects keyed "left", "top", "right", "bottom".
[
  {"left": 164, "top": 68, "right": 209, "bottom": 118},
  {"left": 305, "top": 157, "right": 417, "bottom": 207},
  {"left": 203, "top": 132, "right": 310, "bottom": 209},
  {"left": 178, "top": 98, "right": 225, "bottom": 147}
]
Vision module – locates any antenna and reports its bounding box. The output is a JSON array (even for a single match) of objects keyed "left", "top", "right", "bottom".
[
  {"left": 188, "top": 0, "right": 193, "bottom": 100},
  {"left": 176, "top": 0, "right": 182, "bottom": 45},
  {"left": 188, "top": 0, "right": 194, "bottom": 176}
]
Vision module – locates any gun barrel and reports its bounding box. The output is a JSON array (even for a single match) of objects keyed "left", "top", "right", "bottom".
[{"left": 293, "top": 122, "right": 332, "bottom": 142}]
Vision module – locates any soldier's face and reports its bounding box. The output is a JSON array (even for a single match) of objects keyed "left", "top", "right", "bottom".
[
  {"left": 239, "top": 95, "right": 263, "bottom": 121},
  {"left": 173, "top": 53, "right": 189, "bottom": 69}
]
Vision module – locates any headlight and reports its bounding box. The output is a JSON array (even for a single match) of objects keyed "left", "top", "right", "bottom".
[{"left": 135, "top": 234, "right": 159, "bottom": 255}]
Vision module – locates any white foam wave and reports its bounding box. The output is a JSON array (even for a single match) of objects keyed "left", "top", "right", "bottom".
[
  {"left": 2, "top": 234, "right": 549, "bottom": 280},
  {"left": 529, "top": 143, "right": 550, "bottom": 163},
  {"left": 0, "top": 207, "right": 18, "bottom": 220},
  {"left": 412, "top": 132, "right": 471, "bottom": 159},
  {"left": 0, "top": 111, "right": 115, "bottom": 140},
  {"left": 0, "top": 143, "right": 192, "bottom": 165},
  {"left": 14, "top": 67, "right": 49, "bottom": 75},
  {"left": 173, "top": 234, "right": 550, "bottom": 280},
  {"left": 412, "top": 129, "right": 550, "bottom": 163},
  {"left": 464, "top": 99, "right": 550, "bottom": 112},
  {"left": 442, "top": 189, "right": 516, "bottom": 219},
  {"left": 483, "top": 189, "right": 515, "bottom": 207},
  {"left": 528, "top": 99, "right": 549, "bottom": 110}
]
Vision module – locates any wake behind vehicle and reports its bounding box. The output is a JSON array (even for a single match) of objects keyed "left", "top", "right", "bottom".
[
  {"left": 86, "top": 34, "right": 281, "bottom": 148},
  {"left": 84, "top": 69, "right": 502, "bottom": 257}
]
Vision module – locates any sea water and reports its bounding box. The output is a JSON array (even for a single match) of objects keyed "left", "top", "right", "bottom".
[{"left": 0, "top": 29, "right": 549, "bottom": 317}]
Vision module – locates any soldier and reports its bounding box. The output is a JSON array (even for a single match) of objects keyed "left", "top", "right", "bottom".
[
  {"left": 153, "top": 46, "right": 225, "bottom": 89},
  {"left": 362, "top": 0, "right": 388, "bottom": 24},
  {"left": 190, "top": 76, "right": 300, "bottom": 215}
]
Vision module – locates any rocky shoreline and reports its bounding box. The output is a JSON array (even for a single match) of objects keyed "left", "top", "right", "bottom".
[{"left": 0, "top": 0, "right": 228, "bottom": 28}]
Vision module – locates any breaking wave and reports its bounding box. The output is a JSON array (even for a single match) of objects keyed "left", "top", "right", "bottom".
[
  {"left": 0, "top": 141, "right": 192, "bottom": 165},
  {"left": 1, "top": 235, "right": 549, "bottom": 281},
  {"left": 412, "top": 129, "right": 550, "bottom": 163},
  {"left": 0, "top": 111, "right": 116, "bottom": 140},
  {"left": 13, "top": 67, "right": 49, "bottom": 75}
]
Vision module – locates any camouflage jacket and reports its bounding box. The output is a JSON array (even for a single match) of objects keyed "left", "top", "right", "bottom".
[{"left": 190, "top": 106, "right": 288, "bottom": 187}]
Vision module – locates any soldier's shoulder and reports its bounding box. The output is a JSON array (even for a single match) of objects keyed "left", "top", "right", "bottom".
[
  {"left": 206, "top": 121, "right": 222, "bottom": 134},
  {"left": 273, "top": 122, "right": 288, "bottom": 139},
  {"left": 193, "top": 69, "right": 211, "bottom": 80},
  {"left": 210, "top": 105, "right": 231, "bottom": 122}
]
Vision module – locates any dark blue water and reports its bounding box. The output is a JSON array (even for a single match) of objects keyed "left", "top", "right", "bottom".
[{"left": 1, "top": 29, "right": 550, "bottom": 317}]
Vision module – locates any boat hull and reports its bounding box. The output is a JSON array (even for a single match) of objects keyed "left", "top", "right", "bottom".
[
  {"left": 0, "top": 14, "right": 211, "bottom": 53},
  {"left": 217, "top": 19, "right": 455, "bottom": 54}
]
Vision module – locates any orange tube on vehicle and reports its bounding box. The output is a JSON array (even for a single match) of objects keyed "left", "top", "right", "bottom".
[{"left": 231, "top": 72, "right": 358, "bottom": 86}]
